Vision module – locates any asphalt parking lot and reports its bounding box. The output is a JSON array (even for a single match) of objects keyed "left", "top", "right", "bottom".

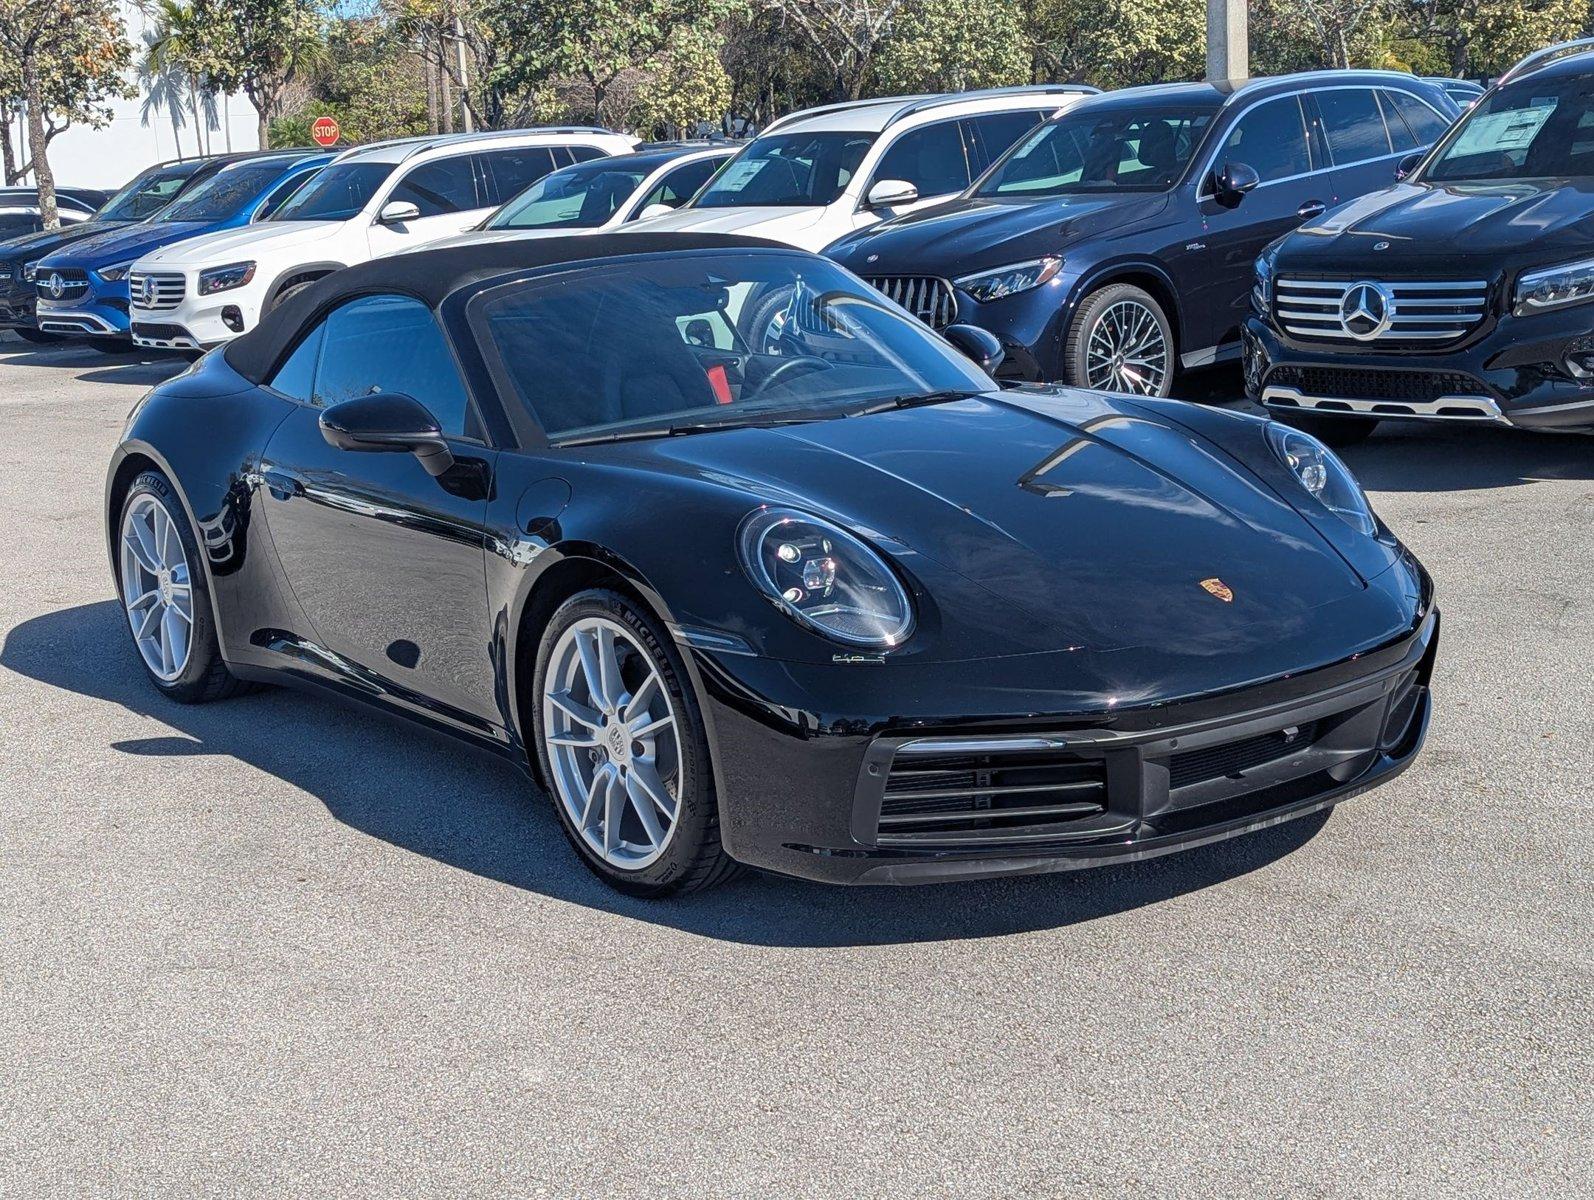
[{"left": 1, "top": 335, "right": 1589, "bottom": 1197}]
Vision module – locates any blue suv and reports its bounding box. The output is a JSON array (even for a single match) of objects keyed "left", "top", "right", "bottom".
[{"left": 33, "top": 149, "right": 331, "bottom": 350}]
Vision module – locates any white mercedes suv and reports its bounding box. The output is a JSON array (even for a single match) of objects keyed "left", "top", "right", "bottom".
[
  {"left": 626, "top": 85, "right": 1097, "bottom": 251},
  {"left": 126, "top": 127, "right": 636, "bottom": 351}
]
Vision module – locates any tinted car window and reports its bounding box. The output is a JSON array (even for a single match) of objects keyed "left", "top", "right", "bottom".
[
  {"left": 1217, "top": 96, "right": 1312, "bottom": 183},
  {"left": 97, "top": 165, "right": 196, "bottom": 221},
  {"left": 256, "top": 169, "right": 316, "bottom": 219},
  {"left": 481, "top": 147, "right": 558, "bottom": 206},
  {"left": 490, "top": 160, "right": 650, "bottom": 229},
  {"left": 872, "top": 120, "right": 972, "bottom": 197},
  {"left": 390, "top": 154, "right": 481, "bottom": 217},
  {"left": 1377, "top": 91, "right": 1420, "bottom": 151},
  {"left": 267, "top": 324, "right": 324, "bottom": 401},
  {"left": 980, "top": 108, "right": 1213, "bottom": 195},
  {"left": 274, "top": 163, "right": 393, "bottom": 221},
  {"left": 0, "top": 211, "right": 38, "bottom": 236},
  {"left": 1385, "top": 89, "right": 1451, "bottom": 143},
  {"left": 968, "top": 111, "right": 1044, "bottom": 171},
  {"left": 314, "top": 295, "right": 474, "bottom": 436},
  {"left": 696, "top": 133, "right": 874, "bottom": 207},
  {"left": 634, "top": 157, "right": 722, "bottom": 213},
  {"left": 1316, "top": 88, "right": 1392, "bottom": 164},
  {"left": 158, "top": 162, "right": 292, "bottom": 222},
  {"left": 1425, "top": 75, "right": 1594, "bottom": 181},
  {"left": 567, "top": 145, "right": 608, "bottom": 164}
]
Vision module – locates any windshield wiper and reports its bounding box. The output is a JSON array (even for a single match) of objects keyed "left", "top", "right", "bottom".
[
  {"left": 848, "top": 389, "right": 986, "bottom": 417},
  {"left": 558, "top": 415, "right": 817, "bottom": 447}
]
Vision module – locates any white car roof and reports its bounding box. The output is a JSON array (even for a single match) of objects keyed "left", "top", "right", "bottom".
[
  {"left": 762, "top": 86, "right": 1098, "bottom": 135},
  {"left": 333, "top": 128, "right": 637, "bottom": 166}
]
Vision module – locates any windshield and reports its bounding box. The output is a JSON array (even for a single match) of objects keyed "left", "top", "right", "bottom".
[
  {"left": 157, "top": 162, "right": 291, "bottom": 223},
  {"left": 1424, "top": 73, "right": 1594, "bottom": 182},
  {"left": 481, "top": 253, "right": 992, "bottom": 442},
  {"left": 694, "top": 133, "right": 873, "bottom": 208},
  {"left": 272, "top": 162, "right": 392, "bottom": 221},
  {"left": 487, "top": 161, "right": 650, "bottom": 229},
  {"left": 96, "top": 166, "right": 196, "bottom": 222},
  {"left": 977, "top": 108, "right": 1214, "bottom": 196}
]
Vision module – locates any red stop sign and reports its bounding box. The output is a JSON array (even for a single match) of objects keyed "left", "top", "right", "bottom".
[{"left": 311, "top": 116, "right": 341, "bottom": 147}]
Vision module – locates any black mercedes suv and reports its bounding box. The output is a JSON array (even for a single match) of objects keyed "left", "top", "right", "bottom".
[
  {"left": 825, "top": 72, "right": 1459, "bottom": 396},
  {"left": 1247, "top": 41, "right": 1594, "bottom": 440}
]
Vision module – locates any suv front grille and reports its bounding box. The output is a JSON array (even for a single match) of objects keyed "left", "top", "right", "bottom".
[
  {"left": 876, "top": 748, "right": 1108, "bottom": 845},
  {"left": 1265, "top": 364, "right": 1491, "bottom": 404},
  {"left": 866, "top": 275, "right": 957, "bottom": 329},
  {"left": 35, "top": 267, "right": 88, "bottom": 301},
  {"left": 1275, "top": 278, "right": 1488, "bottom": 343},
  {"left": 129, "top": 271, "right": 185, "bottom": 311}
]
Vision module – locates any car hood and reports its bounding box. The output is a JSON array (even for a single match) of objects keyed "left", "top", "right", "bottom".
[
  {"left": 827, "top": 193, "right": 1170, "bottom": 276},
  {"left": 603, "top": 389, "right": 1401, "bottom": 670},
  {"left": 138, "top": 219, "right": 344, "bottom": 267},
  {"left": 1276, "top": 180, "right": 1594, "bottom": 274},
  {"left": 37, "top": 220, "right": 213, "bottom": 268},
  {"left": 626, "top": 204, "right": 834, "bottom": 250},
  {"left": 0, "top": 219, "right": 133, "bottom": 266}
]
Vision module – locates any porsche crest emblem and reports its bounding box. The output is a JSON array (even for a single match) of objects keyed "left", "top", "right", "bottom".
[{"left": 1199, "top": 577, "right": 1234, "bottom": 603}]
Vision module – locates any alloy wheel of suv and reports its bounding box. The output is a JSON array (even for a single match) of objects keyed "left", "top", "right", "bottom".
[{"left": 1064, "top": 283, "right": 1173, "bottom": 397}]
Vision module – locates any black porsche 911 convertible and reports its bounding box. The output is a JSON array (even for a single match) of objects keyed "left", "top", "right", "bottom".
[{"left": 105, "top": 233, "right": 1437, "bottom": 894}]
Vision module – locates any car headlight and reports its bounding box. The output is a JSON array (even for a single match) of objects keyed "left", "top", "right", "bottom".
[
  {"left": 954, "top": 257, "right": 1062, "bottom": 303},
  {"left": 198, "top": 261, "right": 256, "bottom": 295},
  {"left": 1267, "top": 424, "right": 1376, "bottom": 537},
  {"left": 97, "top": 261, "right": 133, "bottom": 282},
  {"left": 22, "top": 261, "right": 38, "bottom": 283},
  {"left": 1513, "top": 256, "right": 1594, "bottom": 316},
  {"left": 1252, "top": 252, "right": 1273, "bottom": 312},
  {"left": 737, "top": 508, "right": 915, "bottom": 648}
]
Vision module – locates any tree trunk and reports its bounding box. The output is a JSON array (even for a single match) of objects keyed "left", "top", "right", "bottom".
[
  {"left": 257, "top": 103, "right": 269, "bottom": 149},
  {"left": 22, "top": 60, "right": 57, "bottom": 229},
  {"left": 0, "top": 100, "right": 15, "bottom": 185},
  {"left": 424, "top": 44, "right": 439, "bottom": 134}
]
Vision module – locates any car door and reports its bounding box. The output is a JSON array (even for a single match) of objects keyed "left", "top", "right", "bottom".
[
  {"left": 1183, "top": 93, "right": 1327, "bottom": 354},
  {"left": 366, "top": 152, "right": 489, "bottom": 256},
  {"left": 256, "top": 293, "right": 500, "bottom": 731},
  {"left": 1311, "top": 86, "right": 1401, "bottom": 200}
]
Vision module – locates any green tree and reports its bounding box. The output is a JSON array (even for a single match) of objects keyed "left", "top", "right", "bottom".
[
  {"left": 638, "top": 22, "right": 732, "bottom": 134},
  {"left": 760, "top": 0, "right": 908, "bottom": 101},
  {"left": 1026, "top": 0, "right": 1205, "bottom": 87},
  {"left": 873, "top": 0, "right": 1027, "bottom": 93},
  {"left": 0, "top": 0, "right": 133, "bottom": 220},
  {"left": 189, "top": 0, "right": 324, "bottom": 147},
  {"left": 1404, "top": 0, "right": 1586, "bottom": 77}
]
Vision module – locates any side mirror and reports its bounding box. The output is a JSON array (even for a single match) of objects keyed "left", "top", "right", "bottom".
[
  {"left": 377, "top": 200, "right": 422, "bottom": 225},
  {"left": 1395, "top": 151, "right": 1424, "bottom": 181},
  {"left": 637, "top": 202, "right": 676, "bottom": 220},
  {"left": 865, "top": 178, "right": 920, "bottom": 209},
  {"left": 943, "top": 323, "right": 1004, "bottom": 375},
  {"left": 319, "top": 392, "right": 455, "bottom": 477},
  {"left": 1210, "top": 161, "right": 1259, "bottom": 209}
]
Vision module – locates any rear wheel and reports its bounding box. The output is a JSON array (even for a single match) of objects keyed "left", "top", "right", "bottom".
[
  {"left": 532, "top": 589, "right": 736, "bottom": 896},
  {"left": 1277, "top": 411, "right": 1379, "bottom": 447},
  {"left": 1063, "top": 283, "right": 1174, "bottom": 397}
]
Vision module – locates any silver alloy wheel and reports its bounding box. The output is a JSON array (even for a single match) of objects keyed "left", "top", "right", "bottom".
[
  {"left": 1085, "top": 298, "right": 1169, "bottom": 395},
  {"left": 119, "top": 493, "right": 194, "bottom": 682},
  {"left": 542, "top": 616, "right": 683, "bottom": 870}
]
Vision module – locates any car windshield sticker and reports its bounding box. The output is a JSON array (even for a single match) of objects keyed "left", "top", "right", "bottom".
[
  {"left": 1450, "top": 105, "right": 1555, "bottom": 157},
  {"left": 711, "top": 159, "right": 764, "bottom": 195}
]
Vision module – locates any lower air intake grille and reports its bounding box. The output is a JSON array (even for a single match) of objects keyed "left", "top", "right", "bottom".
[
  {"left": 1169, "top": 721, "right": 1319, "bottom": 790},
  {"left": 877, "top": 748, "right": 1107, "bottom": 844},
  {"left": 866, "top": 275, "right": 957, "bottom": 329},
  {"left": 1266, "top": 365, "right": 1489, "bottom": 404}
]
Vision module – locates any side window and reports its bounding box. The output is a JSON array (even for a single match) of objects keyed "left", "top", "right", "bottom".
[
  {"left": 267, "top": 323, "right": 325, "bottom": 402},
  {"left": 482, "top": 147, "right": 558, "bottom": 206},
  {"left": 633, "top": 158, "right": 721, "bottom": 215},
  {"left": 1216, "top": 96, "right": 1313, "bottom": 184},
  {"left": 968, "top": 111, "right": 1044, "bottom": 172},
  {"left": 1378, "top": 91, "right": 1420, "bottom": 152},
  {"left": 1316, "top": 88, "right": 1393, "bottom": 164},
  {"left": 313, "top": 295, "right": 476, "bottom": 438},
  {"left": 567, "top": 145, "right": 608, "bottom": 164},
  {"left": 389, "top": 154, "right": 481, "bottom": 217},
  {"left": 0, "top": 210, "right": 38, "bottom": 236},
  {"left": 872, "top": 119, "right": 973, "bottom": 198},
  {"left": 256, "top": 171, "right": 312, "bottom": 220},
  {"left": 1384, "top": 89, "right": 1450, "bottom": 143}
]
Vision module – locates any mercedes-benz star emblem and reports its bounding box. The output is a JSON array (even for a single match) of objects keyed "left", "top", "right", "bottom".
[
  {"left": 138, "top": 276, "right": 153, "bottom": 305},
  {"left": 1338, "top": 281, "right": 1393, "bottom": 341},
  {"left": 45, "top": 272, "right": 64, "bottom": 300}
]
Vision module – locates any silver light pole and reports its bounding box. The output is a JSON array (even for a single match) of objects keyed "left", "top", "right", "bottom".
[{"left": 1207, "top": 0, "right": 1249, "bottom": 82}]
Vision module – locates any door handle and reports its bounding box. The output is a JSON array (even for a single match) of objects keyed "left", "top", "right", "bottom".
[{"left": 1298, "top": 200, "right": 1326, "bottom": 220}]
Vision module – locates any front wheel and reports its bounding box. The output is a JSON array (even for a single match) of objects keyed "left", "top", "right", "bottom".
[
  {"left": 1063, "top": 283, "right": 1175, "bottom": 397},
  {"left": 532, "top": 589, "right": 736, "bottom": 896}
]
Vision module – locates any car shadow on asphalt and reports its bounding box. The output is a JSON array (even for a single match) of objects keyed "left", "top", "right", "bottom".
[
  {"left": 4, "top": 600, "right": 1335, "bottom": 947},
  {"left": 1339, "top": 423, "right": 1594, "bottom": 492}
]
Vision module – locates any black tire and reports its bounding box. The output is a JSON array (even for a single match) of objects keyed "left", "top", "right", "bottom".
[
  {"left": 739, "top": 282, "right": 797, "bottom": 352},
  {"left": 531, "top": 588, "right": 738, "bottom": 897},
  {"left": 267, "top": 276, "right": 319, "bottom": 315},
  {"left": 116, "top": 471, "right": 254, "bottom": 704},
  {"left": 1062, "top": 282, "right": 1176, "bottom": 397},
  {"left": 1278, "top": 412, "right": 1379, "bottom": 447},
  {"left": 11, "top": 327, "right": 61, "bottom": 345}
]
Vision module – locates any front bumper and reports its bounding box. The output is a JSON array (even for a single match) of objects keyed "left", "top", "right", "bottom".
[
  {"left": 694, "top": 604, "right": 1438, "bottom": 885},
  {"left": 0, "top": 287, "right": 37, "bottom": 329},
  {"left": 130, "top": 275, "right": 263, "bottom": 351},
  {"left": 35, "top": 283, "right": 130, "bottom": 339},
  {"left": 1245, "top": 308, "right": 1594, "bottom": 433}
]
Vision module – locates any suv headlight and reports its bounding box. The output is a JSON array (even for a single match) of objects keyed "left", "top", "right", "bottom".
[
  {"left": 1267, "top": 424, "right": 1376, "bottom": 537},
  {"left": 738, "top": 508, "right": 915, "bottom": 648},
  {"left": 1513, "top": 256, "right": 1594, "bottom": 315},
  {"left": 954, "top": 257, "right": 1062, "bottom": 303},
  {"left": 198, "top": 261, "right": 256, "bottom": 295},
  {"left": 97, "top": 261, "right": 133, "bottom": 282},
  {"left": 21, "top": 261, "right": 38, "bottom": 282}
]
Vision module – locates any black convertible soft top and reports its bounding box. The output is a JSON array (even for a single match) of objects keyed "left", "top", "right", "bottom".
[{"left": 223, "top": 231, "right": 790, "bottom": 385}]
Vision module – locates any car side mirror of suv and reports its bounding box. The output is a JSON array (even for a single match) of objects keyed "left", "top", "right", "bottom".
[
  {"left": 377, "top": 200, "right": 422, "bottom": 225},
  {"left": 637, "top": 202, "right": 677, "bottom": 220},
  {"left": 943, "top": 323, "right": 1005, "bottom": 375},
  {"left": 866, "top": 178, "right": 920, "bottom": 209},
  {"left": 319, "top": 392, "right": 455, "bottom": 477},
  {"left": 1395, "top": 151, "right": 1424, "bottom": 181},
  {"left": 1211, "top": 161, "right": 1260, "bottom": 209}
]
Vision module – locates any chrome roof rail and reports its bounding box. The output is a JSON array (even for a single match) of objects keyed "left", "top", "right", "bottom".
[
  {"left": 1499, "top": 36, "right": 1594, "bottom": 84},
  {"left": 885, "top": 83, "right": 1100, "bottom": 127},
  {"left": 762, "top": 96, "right": 934, "bottom": 135}
]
